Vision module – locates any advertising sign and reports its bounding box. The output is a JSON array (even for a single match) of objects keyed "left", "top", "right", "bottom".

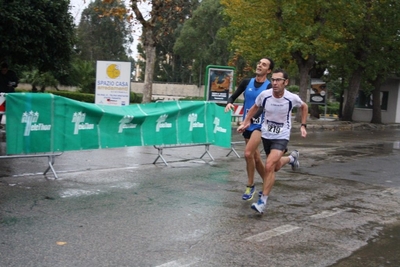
[
  {"left": 309, "top": 78, "right": 327, "bottom": 104},
  {"left": 95, "top": 60, "right": 131, "bottom": 106},
  {"left": 204, "top": 65, "right": 235, "bottom": 103}
]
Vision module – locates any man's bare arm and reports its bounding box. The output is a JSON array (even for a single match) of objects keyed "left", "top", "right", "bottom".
[{"left": 237, "top": 104, "right": 259, "bottom": 133}]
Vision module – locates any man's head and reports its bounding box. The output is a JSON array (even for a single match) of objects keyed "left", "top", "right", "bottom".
[
  {"left": 271, "top": 68, "right": 289, "bottom": 97},
  {"left": 255, "top": 57, "right": 274, "bottom": 77},
  {"left": 1, "top": 62, "right": 8, "bottom": 75}
]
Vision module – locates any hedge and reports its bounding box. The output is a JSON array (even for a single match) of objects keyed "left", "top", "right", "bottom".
[{"left": 16, "top": 89, "right": 143, "bottom": 104}]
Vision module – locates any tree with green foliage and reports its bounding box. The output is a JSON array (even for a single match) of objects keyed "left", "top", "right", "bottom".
[
  {"left": 173, "top": 0, "right": 230, "bottom": 86},
  {"left": 0, "top": 0, "right": 75, "bottom": 74},
  {"left": 327, "top": 0, "right": 400, "bottom": 122},
  {"left": 19, "top": 69, "right": 59, "bottom": 92},
  {"left": 76, "top": 0, "right": 132, "bottom": 62},
  {"left": 128, "top": 0, "right": 199, "bottom": 103},
  {"left": 222, "top": 0, "right": 400, "bottom": 122},
  {"left": 136, "top": 0, "right": 200, "bottom": 84},
  {"left": 221, "top": 0, "right": 345, "bottom": 121},
  {"left": 69, "top": 58, "right": 96, "bottom": 93}
]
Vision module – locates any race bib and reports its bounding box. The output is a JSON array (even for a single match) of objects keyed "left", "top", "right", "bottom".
[
  {"left": 246, "top": 108, "right": 262, "bottom": 124},
  {"left": 252, "top": 116, "right": 262, "bottom": 124},
  {"left": 266, "top": 120, "right": 283, "bottom": 134}
]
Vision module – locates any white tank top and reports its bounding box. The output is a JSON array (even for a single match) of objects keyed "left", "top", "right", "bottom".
[{"left": 255, "top": 89, "right": 303, "bottom": 140}]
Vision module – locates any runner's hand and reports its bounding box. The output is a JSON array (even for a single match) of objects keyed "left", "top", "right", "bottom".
[
  {"left": 225, "top": 103, "right": 234, "bottom": 112},
  {"left": 301, "top": 127, "right": 307, "bottom": 138},
  {"left": 237, "top": 121, "right": 250, "bottom": 133}
]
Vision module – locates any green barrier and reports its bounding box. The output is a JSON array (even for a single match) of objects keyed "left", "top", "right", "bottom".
[{"left": 5, "top": 93, "right": 232, "bottom": 154}]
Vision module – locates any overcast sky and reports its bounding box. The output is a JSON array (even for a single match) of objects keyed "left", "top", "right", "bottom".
[{"left": 69, "top": 0, "right": 88, "bottom": 24}]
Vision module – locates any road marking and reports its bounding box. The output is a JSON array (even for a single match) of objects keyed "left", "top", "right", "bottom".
[
  {"left": 60, "top": 189, "right": 102, "bottom": 198},
  {"left": 310, "top": 208, "right": 351, "bottom": 219},
  {"left": 244, "top": 224, "right": 300, "bottom": 242},
  {"left": 155, "top": 258, "right": 200, "bottom": 267}
]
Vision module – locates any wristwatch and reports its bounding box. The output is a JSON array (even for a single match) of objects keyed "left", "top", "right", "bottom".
[{"left": 301, "top": 123, "right": 307, "bottom": 128}]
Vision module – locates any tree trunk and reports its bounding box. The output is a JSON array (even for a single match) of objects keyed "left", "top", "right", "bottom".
[
  {"left": 338, "top": 76, "right": 345, "bottom": 119},
  {"left": 142, "top": 28, "right": 156, "bottom": 103},
  {"left": 310, "top": 104, "right": 320, "bottom": 119},
  {"left": 370, "top": 78, "right": 383, "bottom": 123},
  {"left": 293, "top": 53, "right": 315, "bottom": 122},
  {"left": 338, "top": 90, "right": 344, "bottom": 119},
  {"left": 342, "top": 67, "right": 363, "bottom": 121}
]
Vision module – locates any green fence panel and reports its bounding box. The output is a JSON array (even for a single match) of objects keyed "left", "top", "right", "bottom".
[
  {"left": 53, "top": 95, "right": 103, "bottom": 151},
  {"left": 137, "top": 101, "right": 178, "bottom": 145},
  {"left": 174, "top": 101, "right": 208, "bottom": 144},
  {"left": 5, "top": 93, "right": 232, "bottom": 154},
  {"left": 97, "top": 104, "right": 146, "bottom": 148},
  {"left": 6, "top": 93, "right": 55, "bottom": 154},
  {"left": 211, "top": 103, "right": 232, "bottom": 148}
]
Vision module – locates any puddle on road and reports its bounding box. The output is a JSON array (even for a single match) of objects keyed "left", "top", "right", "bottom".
[
  {"left": 305, "top": 141, "right": 400, "bottom": 163},
  {"left": 330, "top": 150, "right": 367, "bottom": 157},
  {"left": 354, "top": 142, "right": 400, "bottom": 153},
  {"left": 330, "top": 222, "right": 400, "bottom": 267},
  {"left": 335, "top": 142, "right": 400, "bottom": 156}
]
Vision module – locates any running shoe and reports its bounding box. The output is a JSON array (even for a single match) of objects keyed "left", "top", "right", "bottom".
[
  {"left": 242, "top": 186, "right": 255, "bottom": 201},
  {"left": 251, "top": 198, "right": 266, "bottom": 214},
  {"left": 290, "top": 150, "right": 300, "bottom": 171}
]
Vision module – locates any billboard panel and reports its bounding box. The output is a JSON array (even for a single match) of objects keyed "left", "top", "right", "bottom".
[
  {"left": 95, "top": 61, "right": 131, "bottom": 106},
  {"left": 204, "top": 65, "right": 235, "bottom": 103},
  {"left": 309, "top": 78, "right": 327, "bottom": 104}
]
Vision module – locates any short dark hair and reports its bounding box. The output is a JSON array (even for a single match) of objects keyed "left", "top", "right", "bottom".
[
  {"left": 262, "top": 57, "right": 274, "bottom": 71},
  {"left": 0, "top": 62, "right": 8, "bottom": 69},
  {"left": 272, "top": 68, "right": 288, "bottom": 79}
]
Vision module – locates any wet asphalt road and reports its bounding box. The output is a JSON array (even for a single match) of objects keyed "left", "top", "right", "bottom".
[{"left": 1, "top": 125, "right": 400, "bottom": 267}]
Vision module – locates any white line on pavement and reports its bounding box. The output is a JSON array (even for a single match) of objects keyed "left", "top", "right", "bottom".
[
  {"left": 310, "top": 208, "right": 351, "bottom": 219},
  {"left": 155, "top": 258, "right": 201, "bottom": 267},
  {"left": 244, "top": 224, "right": 301, "bottom": 242}
]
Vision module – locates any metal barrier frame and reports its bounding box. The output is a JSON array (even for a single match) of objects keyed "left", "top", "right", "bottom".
[
  {"left": 226, "top": 141, "right": 244, "bottom": 158},
  {"left": 0, "top": 153, "right": 63, "bottom": 179},
  {"left": 153, "top": 144, "right": 214, "bottom": 166}
]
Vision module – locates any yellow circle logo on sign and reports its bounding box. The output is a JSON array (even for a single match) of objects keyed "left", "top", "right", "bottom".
[{"left": 106, "top": 64, "right": 121, "bottom": 79}]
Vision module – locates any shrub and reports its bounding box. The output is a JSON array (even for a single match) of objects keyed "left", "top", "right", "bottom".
[
  {"left": 287, "top": 85, "right": 299, "bottom": 93},
  {"left": 318, "top": 102, "right": 340, "bottom": 115}
]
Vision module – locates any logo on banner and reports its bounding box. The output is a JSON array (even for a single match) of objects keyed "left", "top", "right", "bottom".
[
  {"left": 72, "top": 112, "right": 95, "bottom": 135},
  {"left": 118, "top": 115, "right": 137, "bottom": 133},
  {"left": 213, "top": 117, "right": 227, "bottom": 134},
  {"left": 21, "top": 111, "right": 52, "bottom": 136},
  {"left": 156, "top": 114, "right": 172, "bottom": 132},
  {"left": 188, "top": 113, "right": 204, "bottom": 131}
]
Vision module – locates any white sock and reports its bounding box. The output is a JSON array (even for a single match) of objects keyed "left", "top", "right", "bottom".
[
  {"left": 261, "top": 195, "right": 268, "bottom": 203},
  {"left": 289, "top": 155, "right": 294, "bottom": 164}
]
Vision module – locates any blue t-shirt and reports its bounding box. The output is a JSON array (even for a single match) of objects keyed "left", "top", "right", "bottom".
[{"left": 243, "top": 78, "right": 270, "bottom": 131}]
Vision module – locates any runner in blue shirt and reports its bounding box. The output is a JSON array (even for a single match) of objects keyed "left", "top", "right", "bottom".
[{"left": 225, "top": 57, "right": 273, "bottom": 201}]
